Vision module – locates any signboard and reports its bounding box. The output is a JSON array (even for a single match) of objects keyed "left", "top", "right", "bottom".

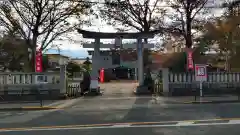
[
  {"left": 195, "top": 64, "right": 207, "bottom": 82},
  {"left": 187, "top": 49, "right": 194, "bottom": 69},
  {"left": 35, "top": 48, "right": 43, "bottom": 72}
]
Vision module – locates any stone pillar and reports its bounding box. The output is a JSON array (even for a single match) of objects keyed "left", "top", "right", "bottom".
[
  {"left": 162, "top": 68, "right": 170, "bottom": 96},
  {"left": 90, "top": 38, "right": 100, "bottom": 92},
  {"left": 59, "top": 65, "right": 67, "bottom": 94},
  {"left": 135, "top": 68, "right": 138, "bottom": 80},
  {"left": 137, "top": 38, "right": 144, "bottom": 86}
]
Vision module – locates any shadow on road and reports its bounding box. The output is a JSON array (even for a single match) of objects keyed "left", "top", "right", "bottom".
[
  {"left": 117, "top": 96, "right": 160, "bottom": 135},
  {"left": 122, "top": 97, "right": 152, "bottom": 122}
]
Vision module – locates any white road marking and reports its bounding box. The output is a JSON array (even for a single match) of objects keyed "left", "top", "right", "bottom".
[
  {"left": 229, "top": 120, "right": 240, "bottom": 124},
  {"left": 111, "top": 124, "right": 131, "bottom": 127},
  {"left": 0, "top": 112, "right": 11, "bottom": 116},
  {"left": 16, "top": 113, "right": 24, "bottom": 115},
  {"left": 176, "top": 121, "right": 194, "bottom": 126},
  {"left": 0, "top": 119, "right": 240, "bottom": 132}
]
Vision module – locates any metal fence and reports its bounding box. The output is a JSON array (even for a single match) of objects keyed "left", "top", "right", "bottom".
[
  {"left": 153, "top": 79, "right": 163, "bottom": 96},
  {"left": 67, "top": 84, "right": 81, "bottom": 97},
  {"left": 67, "top": 79, "right": 82, "bottom": 98}
]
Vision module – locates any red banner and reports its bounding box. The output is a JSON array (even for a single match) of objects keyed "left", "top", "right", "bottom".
[
  {"left": 100, "top": 68, "right": 104, "bottom": 83},
  {"left": 35, "top": 48, "right": 43, "bottom": 72},
  {"left": 186, "top": 48, "right": 194, "bottom": 69}
]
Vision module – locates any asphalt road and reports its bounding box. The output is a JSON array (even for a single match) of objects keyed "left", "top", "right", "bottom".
[
  {"left": 0, "top": 79, "right": 239, "bottom": 135},
  {"left": 1, "top": 125, "right": 240, "bottom": 135},
  {"left": 1, "top": 95, "right": 240, "bottom": 135}
]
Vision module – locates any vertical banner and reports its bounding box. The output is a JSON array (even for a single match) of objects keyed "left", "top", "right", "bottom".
[
  {"left": 35, "top": 48, "right": 43, "bottom": 72},
  {"left": 186, "top": 48, "right": 194, "bottom": 70},
  {"left": 100, "top": 68, "right": 104, "bottom": 83}
]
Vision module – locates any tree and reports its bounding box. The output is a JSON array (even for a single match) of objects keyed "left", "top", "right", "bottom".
[
  {"left": 42, "top": 54, "right": 49, "bottom": 71},
  {"left": 99, "top": 0, "right": 168, "bottom": 70},
  {"left": 166, "top": 0, "right": 208, "bottom": 48},
  {"left": 67, "top": 61, "right": 81, "bottom": 77},
  {"left": 204, "top": 15, "right": 240, "bottom": 71},
  {"left": 0, "top": 0, "right": 92, "bottom": 71},
  {"left": 168, "top": 52, "right": 187, "bottom": 72},
  {"left": 0, "top": 35, "right": 30, "bottom": 71},
  {"left": 82, "top": 57, "right": 92, "bottom": 72},
  {"left": 100, "top": 0, "right": 166, "bottom": 32},
  {"left": 224, "top": 0, "right": 240, "bottom": 16}
]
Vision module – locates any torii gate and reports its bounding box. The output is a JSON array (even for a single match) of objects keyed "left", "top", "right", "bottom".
[{"left": 77, "top": 29, "right": 157, "bottom": 93}]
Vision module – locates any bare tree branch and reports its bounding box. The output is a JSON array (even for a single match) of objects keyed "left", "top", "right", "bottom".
[
  {"left": 99, "top": 0, "right": 166, "bottom": 32},
  {"left": 166, "top": 0, "right": 208, "bottom": 48},
  {"left": 0, "top": 0, "right": 92, "bottom": 71}
]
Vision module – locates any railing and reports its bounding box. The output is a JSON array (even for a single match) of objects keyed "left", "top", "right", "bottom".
[
  {"left": 67, "top": 78, "right": 82, "bottom": 98},
  {"left": 153, "top": 79, "right": 163, "bottom": 96},
  {"left": 0, "top": 72, "right": 62, "bottom": 101},
  {"left": 0, "top": 84, "right": 60, "bottom": 106},
  {"left": 168, "top": 72, "right": 240, "bottom": 96},
  {"left": 67, "top": 84, "right": 81, "bottom": 97},
  {"left": 0, "top": 72, "right": 60, "bottom": 84},
  {"left": 169, "top": 72, "right": 240, "bottom": 82}
]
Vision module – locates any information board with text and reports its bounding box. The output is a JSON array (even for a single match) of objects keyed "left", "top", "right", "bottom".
[{"left": 195, "top": 64, "right": 207, "bottom": 82}]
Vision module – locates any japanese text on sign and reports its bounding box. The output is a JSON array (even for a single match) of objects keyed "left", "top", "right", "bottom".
[
  {"left": 196, "top": 67, "right": 205, "bottom": 76},
  {"left": 195, "top": 64, "right": 207, "bottom": 82},
  {"left": 187, "top": 49, "right": 193, "bottom": 69},
  {"left": 35, "top": 48, "right": 43, "bottom": 72}
]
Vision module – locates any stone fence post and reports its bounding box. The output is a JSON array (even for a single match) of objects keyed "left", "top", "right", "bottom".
[
  {"left": 162, "top": 68, "right": 169, "bottom": 96},
  {"left": 59, "top": 65, "right": 67, "bottom": 94}
]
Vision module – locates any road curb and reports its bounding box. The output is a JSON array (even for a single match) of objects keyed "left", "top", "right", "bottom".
[
  {"left": 0, "top": 106, "right": 60, "bottom": 111},
  {"left": 182, "top": 100, "right": 240, "bottom": 104}
]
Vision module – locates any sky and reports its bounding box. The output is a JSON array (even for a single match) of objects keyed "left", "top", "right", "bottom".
[
  {"left": 45, "top": 0, "right": 228, "bottom": 59},
  {"left": 45, "top": 6, "right": 117, "bottom": 58}
]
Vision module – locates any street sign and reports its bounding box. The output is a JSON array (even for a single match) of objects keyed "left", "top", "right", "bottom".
[
  {"left": 195, "top": 64, "right": 207, "bottom": 82},
  {"left": 195, "top": 64, "right": 207, "bottom": 97}
]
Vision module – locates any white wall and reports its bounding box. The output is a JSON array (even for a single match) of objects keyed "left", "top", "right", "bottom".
[
  {"left": 95, "top": 55, "right": 118, "bottom": 69},
  {"left": 93, "top": 55, "right": 137, "bottom": 69}
]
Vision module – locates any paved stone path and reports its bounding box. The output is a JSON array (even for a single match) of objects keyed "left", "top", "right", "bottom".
[{"left": 100, "top": 82, "right": 138, "bottom": 97}]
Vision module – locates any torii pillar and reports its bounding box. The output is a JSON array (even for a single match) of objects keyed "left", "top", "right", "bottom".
[
  {"left": 77, "top": 29, "right": 155, "bottom": 93},
  {"left": 90, "top": 38, "right": 100, "bottom": 91},
  {"left": 137, "top": 38, "right": 144, "bottom": 85}
]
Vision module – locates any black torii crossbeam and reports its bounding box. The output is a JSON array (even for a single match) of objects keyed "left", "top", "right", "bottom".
[{"left": 77, "top": 29, "right": 157, "bottom": 39}]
